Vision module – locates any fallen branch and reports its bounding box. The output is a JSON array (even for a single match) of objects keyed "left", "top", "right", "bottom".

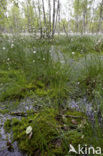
[
  {"left": 56, "top": 114, "right": 84, "bottom": 120},
  {"left": 9, "top": 112, "right": 27, "bottom": 116},
  {"left": 9, "top": 112, "right": 85, "bottom": 119},
  {"left": 65, "top": 115, "right": 84, "bottom": 119},
  {"left": 9, "top": 111, "right": 37, "bottom": 117}
]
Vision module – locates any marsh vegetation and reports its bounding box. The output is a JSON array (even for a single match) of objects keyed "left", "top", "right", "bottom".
[
  {"left": 0, "top": 0, "right": 103, "bottom": 155},
  {"left": 0, "top": 35, "right": 103, "bottom": 155}
]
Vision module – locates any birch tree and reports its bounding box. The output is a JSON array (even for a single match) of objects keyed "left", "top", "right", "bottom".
[
  {"left": 98, "top": 0, "right": 103, "bottom": 32},
  {"left": 52, "top": 0, "right": 56, "bottom": 37}
]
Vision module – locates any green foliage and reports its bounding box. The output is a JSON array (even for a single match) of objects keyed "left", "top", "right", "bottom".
[
  {"left": 0, "top": 35, "right": 103, "bottom": 102},
  {"left": 1, "top": 35, "right": 103, "bottom": 155},
  {"left": 0, "top": 108, "right": 9, "bottom": 114},
  {"left": 0, "top": 0, "right": 7, "bottom": 32},
  {"left": 4, "top": 108, "right": 88, "bottom": 156},
  {"left": 0, "top": 36, "right": 70, "bottom": 102},
  {"left": 8, "top": 4, "right": 22, "bottom": 33}
]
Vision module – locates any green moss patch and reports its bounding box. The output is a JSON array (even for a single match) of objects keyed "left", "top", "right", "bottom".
[
  {"left": 0, "top": 108, "right": 9, "bottom": 114},
  {"left": 4, "top": 108, "right": 89, "bottom": 156}
]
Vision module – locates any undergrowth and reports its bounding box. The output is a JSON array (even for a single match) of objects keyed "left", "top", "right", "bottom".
[{"left": 1, "top": 34, "right": 103, "bottom": 155}]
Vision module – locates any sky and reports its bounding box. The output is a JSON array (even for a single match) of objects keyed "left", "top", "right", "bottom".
[{"left": 7, "top": 0, "right": 102, "bottom": 19}]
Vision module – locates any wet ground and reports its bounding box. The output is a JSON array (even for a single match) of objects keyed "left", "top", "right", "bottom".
[
  {"left": 0, "top": 104, "right": 27, "bottom": 155},
  {"left": 0, "top": 98, "right": 37, "bottom": 156},
  {"left": 0, "top": 46, "right": 102, "bottom": 155},
  {"left": 0, "top": 114, "right": 24, "bottom": 156},
  {"left": 0, "top": 96, "right": 96, "bottom": 156}
]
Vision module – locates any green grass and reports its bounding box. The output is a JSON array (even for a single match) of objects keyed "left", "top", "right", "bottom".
[
  {"left": 0, "top": 35, "right": 72, "bottom": 104},
  {"left": 1, "top": 34, "right": 103, "bottom": 155},
  {"left": 0, "top": 34, "right": 103, "bottom": 107},
  {"left": 0, "top": 34, "right": 103, "bottom": 106},
  {"left": 0, "top": 35, "right": 103, "bottom": 102}
]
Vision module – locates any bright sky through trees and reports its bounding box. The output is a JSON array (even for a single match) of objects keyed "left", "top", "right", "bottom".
[{"left": 1, "top": 0, "right": 103, "bottom": 35}]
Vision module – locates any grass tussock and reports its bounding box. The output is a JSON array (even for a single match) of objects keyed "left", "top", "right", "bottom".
[{"left": 1, "top": 35, "right": 103, "bottom": 155}]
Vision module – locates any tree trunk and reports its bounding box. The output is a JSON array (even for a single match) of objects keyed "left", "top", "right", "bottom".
[
  {"left": 98, "top": 0, "right": 103, "bottom": 32},
  {"left": 52, "top": 0, "right": 56, "bottom": 37},
  {"left": 76, "top": 0, "right": 79, "bottom": 32},
  {"left": 82, "top": 0, "right": 87, "bottom": 34},
  {"left": 55, "top": 0, "right": 60, "bottom": 32},
  {"left": 42, "top": 0, "right": 46, "bottom": 26},
  {"left": 38, "top": 0, "right": 43, "bottom": 38},
  {"left": 48, "top": 0, "right": 51, "bottom": 36}
]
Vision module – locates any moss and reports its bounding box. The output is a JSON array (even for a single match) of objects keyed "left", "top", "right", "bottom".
[
  {"left": 35, "top": 88, "right": 51, "bottom": 96},
  {"left": 35, "top": 80, "right": 45, "bottom": 88},
  {"left": 0, "top": 109, "right": 9, "bottom": 114},
  {"left": 4, "top": 119, "right": 11, "bottom": 132},
  {"left": 0, "top": 72, "right": 51, "bottom": 101},
  {"left": 12, "top": 118, "right": 21, "bottom": 126},
  {"left": 66, "top": 109, "right": 84, "bottom": 117},
  {"left": 4, "top": 108, "right": 89, "bottom": 156},
  {"left": 1, "top": 36, "right": 103, "bottom": 155},
  {"left": 4, "top": 118, "right": 22, "bottom": 133},
  {"left": 11, "top": 109, "right": 61, "bottom": 155}
]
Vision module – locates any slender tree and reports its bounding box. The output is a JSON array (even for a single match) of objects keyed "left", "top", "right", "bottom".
[
  {"left": 48, "top": 0, "right": 51, "bottom": 35},
  {"left": 73, "top": 0, "right": 81, "bottom": 32},
  {"left": 98, "top": 0, "right": 103, "bottom": 32},
  {"left": 52, "top": 0, "right": 56, "bottom": 37},
  {"left": 42, "top": 0, "right": 46, "bottom": 26},
  {"left": 38, "top": 0, "right": 43, "bottom": 38},
  {"left": 0, "top": 0, "right": 7, "bottom": 32}
]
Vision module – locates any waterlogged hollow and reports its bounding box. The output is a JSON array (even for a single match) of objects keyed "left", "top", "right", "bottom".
[
  {"left": 0, "top": 38, "right": 103, "bottom": 155},
  {"left": 0, "top": 114, "right": 23, "bottom": 156},
  {"left": 0, "top": 97, "right": 97, "bottom": 155},
  {"left": 0, "top": 98, "right": 36, "bottom": 155}
]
